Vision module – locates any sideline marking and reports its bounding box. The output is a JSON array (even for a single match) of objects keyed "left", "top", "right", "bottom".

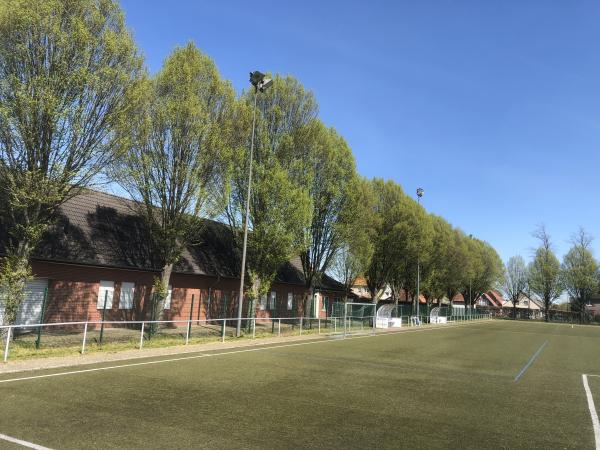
[
  {"left": 513, "top": 340, "right": 548, "bottom": 382},
  {"left": 0, "top": 432, "right": 52, "bottom": 450},
  {"left": 0, "top": 321, "right": 490, "bottom": 384},
  {"left": 582, "top": 374, "right": 600, "bottom": 450}
]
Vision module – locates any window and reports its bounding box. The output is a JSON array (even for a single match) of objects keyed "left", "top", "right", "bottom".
[
  {"left": 287, "top": 293, "right": 293, "bottom": 310},
  {"left": 164, "top": 285, "right": 173, "bottom": 310},
  {"left": 119, "top": 282, "right": 134, "bottom": 310},
  {"left": 322, "top": 296, "right": 328, "bottom": 312},
  {"left": 269, "top": 291, "right": 276, "bottom": 310},
  {"left": 259, "top": 294, "right": 267, "bottom": 310},
  {"left": 97, "top": 281, "right": 114, "bottom": 309}
]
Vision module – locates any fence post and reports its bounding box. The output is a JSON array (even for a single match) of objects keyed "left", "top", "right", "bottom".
[
  {"left": 81, "top": 322, "right": 88, "bottom": 354},
  {"left": 35, "top": 287, "right": 49, "bottom": 350},
  {"left": 334, "top": 317, "right": 337, "bottom": 333},
  {"left": 139, "top": 322, "right": 145, "bottom": 350},
  {"left": 185, "top": 319, "right": 190, "bottom": 345},
  {"left": 278, "top": 319, "right": 281, "bottom": 337},
  {"left": 318, "top": 318, "right": 321, "bottom": 335},
  {"left": 252, "top": 318, "right": 256, "bottom": 339},
  {"left": 300, "top": 316, "right": 303, "bottom": 335},
  {"left": 373, "top": 309, "right": 376, "bottom": 335},
  {"left": 187, "top": 294, "right": 195, "bottom": 340},
  {"left": 3, "top": 327, "right": 11, "bottom": 362},
  {"left": 99, "top": 290, "right": 108, "bottom": 345},
  {"left": 221, "top": 319, "right": 226, "bottom": 342}
]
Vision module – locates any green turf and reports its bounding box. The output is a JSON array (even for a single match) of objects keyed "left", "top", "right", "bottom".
[{"left": 0, "top": 320, "right": 599, "bottom": 449}]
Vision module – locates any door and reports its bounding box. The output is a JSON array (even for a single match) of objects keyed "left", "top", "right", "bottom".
[{"left": 15, "top": 279, "right": 49, "bottom": 325}]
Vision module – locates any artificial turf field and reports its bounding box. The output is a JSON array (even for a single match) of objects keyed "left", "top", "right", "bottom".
[{"left": 0, "top": 320, "right": 599, "bottom": 449}]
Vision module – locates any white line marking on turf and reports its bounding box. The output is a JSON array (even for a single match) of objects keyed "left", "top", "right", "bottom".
[
  {"left": 0, "top": 433, "right": 52, "bottom": 450},
  {"left": 583, "top": 374, "right": 600, "bottom": 449},
  {"left": 582, "top": 374, "right": 600, "bottom": 450},
  {"left": 513, "top": 340, "right": 548, "bottom": 382},
  {"left": 0, "top": 321, "right": 490, "bottom": 384}
]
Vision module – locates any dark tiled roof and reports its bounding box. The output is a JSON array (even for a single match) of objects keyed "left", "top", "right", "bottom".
[{"left": 0, "top": 189, "right": 345, "bottom": 291}]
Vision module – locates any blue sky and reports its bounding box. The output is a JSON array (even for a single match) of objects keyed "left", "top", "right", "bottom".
[{"left": 119, "top": 0, "right": 600, "bottom": 264}]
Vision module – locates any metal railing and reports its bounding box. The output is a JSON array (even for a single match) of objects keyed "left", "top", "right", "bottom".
[{"left": 0, "top": 312, "right": 493, "bottom": 362}]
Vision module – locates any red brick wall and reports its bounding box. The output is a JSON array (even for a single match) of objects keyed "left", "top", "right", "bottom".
[{"left": 29, "top": 260, "right": 338, "bottom": 324}]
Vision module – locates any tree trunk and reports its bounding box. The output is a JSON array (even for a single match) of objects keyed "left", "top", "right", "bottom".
[
  {"left": 0, "top": 245, "right": 33, "bottom": 328},
  {"left": 149, "top": 263, "right": 173, "bottom": 336}
]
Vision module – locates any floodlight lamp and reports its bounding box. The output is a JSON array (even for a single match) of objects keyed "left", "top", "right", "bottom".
[
  {"left": 249, "top": 71, "right": 265, "bottom": 87},
  {"left": 259, "top": 78, "right": 273, "bottom": 92}
]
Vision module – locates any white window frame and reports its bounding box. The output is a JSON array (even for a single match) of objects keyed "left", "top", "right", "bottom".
[
  {"left": 269, "top": 291, "right": 276, "bottom": 310},
  {"left": 119, "top": 282, "right": 135, "bottom": 310},
  {"left": 164, "top": 285, "right": 173, "bottom": 310},
  {"left": 97, "top": 281, "right": 114, "bottom": 310},
  {"left": 287, "top": 293, "right": 293, "bottom": 311},
  {"left": 322, "top": 296, "right": 328, "bottom": 312}
]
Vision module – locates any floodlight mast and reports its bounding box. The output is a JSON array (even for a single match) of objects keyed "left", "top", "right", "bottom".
[
  {"left": 416, "top": 188, "right": 424, "bottom": 318},
  {"left": 236, "top": 71, "right": 272, "bottom": 338}
]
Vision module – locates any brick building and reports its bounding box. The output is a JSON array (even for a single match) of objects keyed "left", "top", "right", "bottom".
[{"left": 0, "top": 189, "right": 345, "bottom": 325}]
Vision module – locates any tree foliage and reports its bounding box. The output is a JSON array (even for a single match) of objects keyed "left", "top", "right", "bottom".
[
  {"left": 224, "top": 76, "right": 314, "bottom": 312},
  {"left": 0, "top": 0, "right": 141, "bottom": 325},
  {"left": 0, "top": 3, "right": 508, "bottom": 327},
  {"left": 329, "top": 177, "right": 376, "bottom": 300},
  {"left": 503, "top": 255, "right": 528, "bottom": 318},
  {"left": 528, "top": 226, "right": 563, "bottom": 321},
  {"left": 113, "top": 42, "right": 233, "bottom": 319},
  {"left": 562, "top": 228, "right": 598, "bottom": 315},
  {"left": 299, "top": 123, "right": 358, "bottom": 300}
]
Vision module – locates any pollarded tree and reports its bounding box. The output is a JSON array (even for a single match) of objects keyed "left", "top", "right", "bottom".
[
  {"left": 459, "top": 236, "right": 503, "bottom": 311},
  {"left": 420, "top": 215, "right": 454, "bottom": 307},
  {"left": 0, "top": 0, "right": 142, "bottom": 325},
  {"left": 528, "top": 225, "right": 563, "bottom": 321},
  {"left": 387, "top": 195, "right": 434, "bottom": 313},
  {"left": 299, "top": 122, "right": 359, "bottom": 314},
  {"left": 113, "top": 43, "right": 234, "bottom": 321},
  {"left": 225, "top": 75, "right": 314, "bottom": 317},
  {"left": 503, "top": 255, "right": 529, "bottom": 319},
  {"left": 442, "top": 228, "right": 471, "bottom": 305},
  {"left": 365, "top": 179, "right": 405, "bottom": 304},
  {"left": 562, "top": 228, "right": 598, "bottom": 318},
  {"left": 329, "top": 177, "right": 376, "bottom": 301}
]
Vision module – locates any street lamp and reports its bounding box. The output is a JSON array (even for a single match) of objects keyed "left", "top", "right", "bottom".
[
  {"left": 416, "top": 187, "right": 424, "bottom": 318},
  {"left": 236, "top": 71, "right": 273, "bottom": 338}
]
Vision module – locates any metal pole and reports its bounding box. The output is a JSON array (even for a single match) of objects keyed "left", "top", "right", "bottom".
[
  {"left": 35, "top": 287, "right": 48, "bottom": 350},
  {"left": 373, "top": 304, "right": 376, "bottom": 335},
  {"left": 236, "top": 90, "right": 259, "bottom": 338},
  {"left": 185, "top": 319, "right": 190, "bottom": 345},
  {"left": 139, "top": 322, "right": 145, "bottom": 349},
  {"left": 300, "top": 316, "right": 303, "bottom": 335},
  {"left": 318, "top": 318, "right": 321, "bottom": 335},
  {"left": 81, "top": 322, "right": 88, "bottom": 354},
  {"left": 221, "top": 294, "right": 228, "bottom": 338},
  {"left": 99, "top": 290, "right": 108, "bottom": 345},
  {"left": 222, "top": 319, "right": 226, "bottom": 342},
  {"left": 252, "top": 318, "right": 256, "bottom": 339},
  {"left": 344, "top": 303, "right": 347, "bottom": 339},
  {"left": 3, "top": 327, "right": 11, "bottom": 362},
  {"left": 469, "top": 279, "right": 472, "bottom": 317}
]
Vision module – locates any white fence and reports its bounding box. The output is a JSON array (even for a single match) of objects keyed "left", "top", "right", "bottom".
[{"left": 0, "top": 313, "right": 493, "bottom": 362}]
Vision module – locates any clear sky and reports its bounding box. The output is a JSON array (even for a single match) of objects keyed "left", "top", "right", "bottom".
[{"left": 119, "top": 0, "right": 600, "bottom": 264}]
